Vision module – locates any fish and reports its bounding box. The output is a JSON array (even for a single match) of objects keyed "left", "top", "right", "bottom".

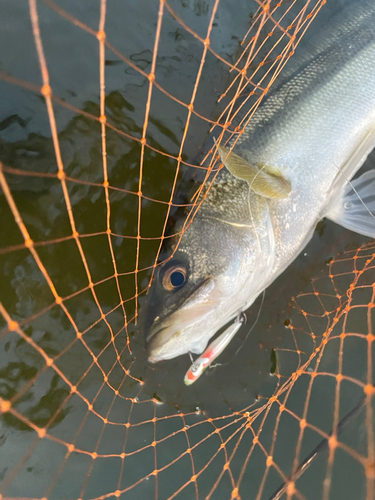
[{"left": 142, "top": 0, "right": 375, "bottom": 367}]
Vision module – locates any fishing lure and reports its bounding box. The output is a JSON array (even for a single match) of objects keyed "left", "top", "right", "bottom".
[{"left": 184, "top": 315, "right": 245, "bottom": 385}]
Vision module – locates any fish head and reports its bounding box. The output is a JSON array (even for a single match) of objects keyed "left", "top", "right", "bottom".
[{"left": 143, "top": 211, "right": 272, "bottom": 362}]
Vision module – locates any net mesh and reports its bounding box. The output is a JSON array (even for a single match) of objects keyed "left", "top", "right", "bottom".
[{"left": 0, "top": 1, "right": 374, "bottom": 499}]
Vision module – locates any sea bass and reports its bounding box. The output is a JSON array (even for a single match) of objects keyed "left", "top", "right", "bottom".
[{"left": 143, "top": 0, "right": 375, "bottom": 365}]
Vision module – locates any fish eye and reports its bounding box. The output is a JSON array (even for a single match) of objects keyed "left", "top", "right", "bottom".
[{"left": 162, "top": 265, "right": 187, "bottom": 291}]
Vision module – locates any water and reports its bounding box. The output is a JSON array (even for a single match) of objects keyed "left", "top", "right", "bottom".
[{"left": 0, "top": 1, "right": 374, "bottom": 499}]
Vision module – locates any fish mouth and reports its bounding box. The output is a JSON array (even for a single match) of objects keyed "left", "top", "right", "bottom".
[
  {"left": 145, "top": 277, "right": 218, "bottom": 362},
  {"left": 146, "top": 323, "right": 179, "bottom": 363},
  {"left": 145, "top": 320, "right": 185, "bottom": 363}
]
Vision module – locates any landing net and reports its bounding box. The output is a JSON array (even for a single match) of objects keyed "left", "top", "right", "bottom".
[{"left": 0, "top": 1, "right": 374, "bottom": 499}]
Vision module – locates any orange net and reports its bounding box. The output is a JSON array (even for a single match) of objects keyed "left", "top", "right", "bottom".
[{"left": 0, "top": 1, "right": 374, "bottom": 499}]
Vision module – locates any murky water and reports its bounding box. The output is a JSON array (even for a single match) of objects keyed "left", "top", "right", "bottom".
[{"left": 0, "top": 1, "right": 373, "bottom": 499}]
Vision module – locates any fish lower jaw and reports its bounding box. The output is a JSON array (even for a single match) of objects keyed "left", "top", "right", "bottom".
[
  {"left": 147, "top": 346, "right": 182, "bottom": 363},
  {"left": 147, "top": 328, "right": 211, "bottom": 362},
  {"left": 147, "top": 353, "right": 162, "bottom": 364},
  {"left": 146, "top": 326, "right": 186, "bottom": 362}
]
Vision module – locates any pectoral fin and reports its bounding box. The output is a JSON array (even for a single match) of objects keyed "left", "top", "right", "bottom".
[
  {"left": 326, "top": 170, "right": 375, "bottom": 238},
  {"left": 216, "top": 143, "right": 291, "bottom": 199}
]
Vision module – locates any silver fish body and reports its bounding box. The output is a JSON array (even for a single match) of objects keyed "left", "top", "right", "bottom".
[{"left": 143, "top": 0, "right": 375, "bottom": 363}]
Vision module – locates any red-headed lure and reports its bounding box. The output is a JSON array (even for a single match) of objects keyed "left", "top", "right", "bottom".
[{"left": 184, "top": 315, "right": 245, "bottom": 386}]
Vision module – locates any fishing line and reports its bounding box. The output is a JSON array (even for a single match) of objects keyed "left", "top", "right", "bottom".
[
  {"left": 313, "top": 139, "right": 375, "bottom": 222},
  {"left": 213, "top": 137, "right": 275, "bottom": 273},
  {"left": 272, "top": 144, "right": 375, "bottom": 222},
  {"left": 210, "top": 289, "right": 266, "bottom": 369},
  {"left": 232, "top": 289, "right": 265, "bottom": 359},
  {"left": 332, "top": 124, "right": 375, "bottom": 221},
  {"left": 333, "top": 166, "right": 375, "bottom": 221}
]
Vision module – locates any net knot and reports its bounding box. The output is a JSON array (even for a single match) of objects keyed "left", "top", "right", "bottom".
[
  {"left": 366, "top": 462, "right": 375, "bottom": 479},
  {"left": 0, "top": 399, "right": 11, "bottom": 413},
  {"left": 364, "top": 384, "right": 375, "bottom": 396},
  {"left": 38, "top": 428, "right": 46, "bottom": 438},
  {"left": 41, "top": 84, "right": 51, "bottom": 97},
  {"left": 231, "top": 487, "right": 239, "bottom": 499},
  {"left": 287, "top": 483, "right": 296, "bottom": 495},
  {"left": 96, "top": 30, "right": 106, "bottom": 41},
  {"left": 328, "top": 436, "right": 337, "bottom": 449},
  {"left": 8, "top": 320, "right": 18, "bottom": 331}
]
